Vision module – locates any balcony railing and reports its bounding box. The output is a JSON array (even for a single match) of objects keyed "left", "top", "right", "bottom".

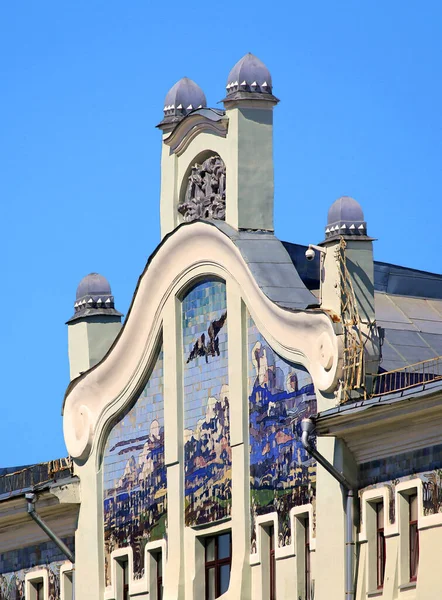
[{"left": 372, "top": 356, "right": 442, "bottom": 397}]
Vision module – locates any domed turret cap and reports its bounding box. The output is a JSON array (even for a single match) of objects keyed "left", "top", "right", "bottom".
[
  {"left": 222, "top": 53, "right": 279, "bottom": 104},
  {"left": 325, "top": 196, "right": 368, "bottom": 241},
  {"left": 67, "top": 273, "right": 123, "bottom": 323},
  {"left": 158, "top": 77, "right": 207, "bottom": 127}
]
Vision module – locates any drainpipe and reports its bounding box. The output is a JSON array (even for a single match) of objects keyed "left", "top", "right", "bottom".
[
  {"left": 25, "top": 492, "right": 75, "bottom": 563},
  {"left": 301, "top": 419, "right": 355, "bottom": 600}
]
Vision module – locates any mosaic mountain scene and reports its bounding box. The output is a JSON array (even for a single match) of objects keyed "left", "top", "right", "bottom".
[
  {"left": 183, "top": 280, "right": 232, "bottom": 526},
  {"left": 248, "top": 315, "right": 317, "bottom": 550},
  {"left": 102, "top": 350, "right": 166, "bottom": 584}
]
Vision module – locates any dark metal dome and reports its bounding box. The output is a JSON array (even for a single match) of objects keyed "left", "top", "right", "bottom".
[
  {"left": 325, "top": 196, "right": 368, "bottom": 241},
  {"left": 160, "top": 77, "right": 207, "bottom": 126},
  {"left": 76, "top": 273, "right": 111, "bottom": 300},
  {"left": 224, "top": 53, "right": 275, "bottom": 98},
  {"left": 67, "top": 273, "right": 122, "bottom": 324}
]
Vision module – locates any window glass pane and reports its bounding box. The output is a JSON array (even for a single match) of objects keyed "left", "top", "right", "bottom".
[
  {"left": 410, "top": 522, "right": 419, "bottom": 579},
  {"left": 207, "top": 567, "right": 216, "bottom": 600},
  {"left": 218, "top": 533, "right": 231, "bottom": 560},
  {"left": 219, "top": 563, "right": 231, "bottom": 595},
  {"left": 206, "top": 537, "right": 216, "bottom": 562}
]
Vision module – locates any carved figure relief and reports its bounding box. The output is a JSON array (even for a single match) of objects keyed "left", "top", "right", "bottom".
[{"left": 178, "top": 155, "right": 226, "bottom": 222}]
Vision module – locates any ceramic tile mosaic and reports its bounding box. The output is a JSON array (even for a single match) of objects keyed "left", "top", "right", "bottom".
[
  {"left": 0, "top": 536, "right": 74, "bottom": 599},
  {"left": 359, "top": 444, "right": 442, "bottom": 524},
  {"left": 182, "top": 279, "right": 231, "bottom": 526},
  {"left": 103, "top": 349, "right": 166, "bottom": 585},
  {"left": 248, "top": 313, "right": 317, "bottom": 551}
]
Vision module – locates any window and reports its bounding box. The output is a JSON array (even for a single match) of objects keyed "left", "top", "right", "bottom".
[
  {"left": 376, "top": 503, "right": 386, "bottom": 589},
  {"left": 28, "top": 579, "right": 45, "bottom": 600},
  {"left": 268, "top": 525, "right": 276, "bottom": 600},
  {"left": 205, "top": 532, "right": 232, "bottom": 600},
  {"left": 294, "top": 511, "right": 312, "bottom": 600},
  {"left": 35, "top": 582, "right": 44, "bottom": 600},
  {"left": 61, "top": 570, "right": 74, "bottom": 600},
  {"left": 305, "top": 517, "right": 311, "bottom": 600},
  {"left": 409, "top": 494, "right": 419, "bottom": 581},
  {"left": 155, "top": 551, "right": 164, "bottom": 600},
  {"left": 123, "top": 560, "right": 129, "bottom": 600}
]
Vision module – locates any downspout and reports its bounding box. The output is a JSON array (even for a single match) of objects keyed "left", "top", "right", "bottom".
[
  {"left": 25, "top": 492, "right": 75, "bottom": 563},
  {"left": 301, "top": 419, "right": 355, "bottom": 600}
]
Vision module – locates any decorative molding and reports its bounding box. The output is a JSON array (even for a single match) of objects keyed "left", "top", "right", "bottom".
[
  {"left": 104, "top": 540, "right": 167, "bottom": 600},
  {"left": 63, "top": 222, "right": 342, "bottom": 461},
  {"left": 318, "top": 393, "right": 442, "bottom": 464},
  {"left": 359, "top": 479, "right": 442, "bottom": 543},
  {"left": 250, "top": 505, "right": 316, "bottom": 565},
  {"left": 164, "top": 112, "right": 228, "bottom": 156},
  {"left": 25, "top": 569, "right": 49, "bottom": 599}
]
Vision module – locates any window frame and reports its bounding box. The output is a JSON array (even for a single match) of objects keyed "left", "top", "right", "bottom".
[
  {"left": 25, "top": 570, "right": 49, "bottom": 600},
  {"left": 204, "top": 531, "right": 232, "bottom": 600},
  {"left": 376, "top": 502, "right": 386, "bottom": 589},
  {"left": 409, "top": 493, "right": 419, "bottom": 582},
  {"left": 268, "top": 524, "right": 276, "bottom": 600},
  {"left": 396, "top": 482, "right": 420, "bottom": 588},
  {"left": 60, "top": 562, "right": 74, "bottom": 600},
  {"left": 122, "top": 559, "right": 129, "bottom": 600},
  {"left": 304, "top": 515, "right": 311, "bottom": 600}
]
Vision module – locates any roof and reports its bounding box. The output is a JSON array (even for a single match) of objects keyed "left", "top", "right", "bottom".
[
  {"left": 283, "top": 241, "right": 442, "bottom": 372},
  {"left": 0, "top": 458, "right": 73, "bottom": 502}
]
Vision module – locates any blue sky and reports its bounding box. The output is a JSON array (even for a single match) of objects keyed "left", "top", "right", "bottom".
[{"left": 1, "top": 1, "right": 441, "bottom": 466}]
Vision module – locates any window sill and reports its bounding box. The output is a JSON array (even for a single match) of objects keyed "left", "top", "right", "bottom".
[
  {"left": 399, "top": 581, "right": 417, "bottom": 592},
  {"left": 367, "top": 590, "right": 383, "bottom": 598}
]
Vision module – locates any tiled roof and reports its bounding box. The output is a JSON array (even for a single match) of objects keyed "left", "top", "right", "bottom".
[{"left": 282, "top": 241, "right": 442, "bottom": 373}]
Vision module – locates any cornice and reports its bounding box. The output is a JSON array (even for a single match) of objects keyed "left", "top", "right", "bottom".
[
  {"left": 316, "top": 386, "right": 442, "bottom": 463},
  {"left": 63, "top": 222, "right": 343, "bottom": 462}
]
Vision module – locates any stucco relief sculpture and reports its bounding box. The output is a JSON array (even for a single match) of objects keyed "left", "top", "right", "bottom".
[{"left": 178, "top": 155, "right": 226, "bottom": 222}]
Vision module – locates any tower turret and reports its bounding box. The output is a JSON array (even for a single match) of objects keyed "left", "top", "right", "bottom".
[
  {"left": 157, "top": 53, "right": 279, "bottom": 239},
  {"left": 66, "top": 273, "right": 123, "bottom": 380}
]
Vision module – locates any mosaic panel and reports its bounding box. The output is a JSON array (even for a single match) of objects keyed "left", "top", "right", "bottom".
[
  {"left": 0, "top": 537, "right": 74, "bottom": 599},
  {"left": 359, "top": 444, "right": 442, "bottom": 524},
  {"left": 103, "top": 349, "right": 166, "bottom": 585},
  {"left": 183, "top": 279, "right": 231, "bottom": 526},
  {"left": 248, "top": 314, "right": 317, "bottom": 551}
]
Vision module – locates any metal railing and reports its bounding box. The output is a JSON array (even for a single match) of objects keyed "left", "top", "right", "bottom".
[{"left": 372, "top": 356, "right": 442, "bottom": 397}]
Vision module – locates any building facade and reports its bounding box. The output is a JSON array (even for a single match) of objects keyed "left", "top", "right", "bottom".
[{"left": 2, "top": 53, "right": 442, "bottom": 600}]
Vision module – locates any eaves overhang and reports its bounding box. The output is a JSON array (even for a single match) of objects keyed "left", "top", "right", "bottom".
[
  {"left": 315, "top": 379, "right": 442, "bottom": 438},
  {"left": 0, "top": 476, "right": 79, "bottom": 505}
]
